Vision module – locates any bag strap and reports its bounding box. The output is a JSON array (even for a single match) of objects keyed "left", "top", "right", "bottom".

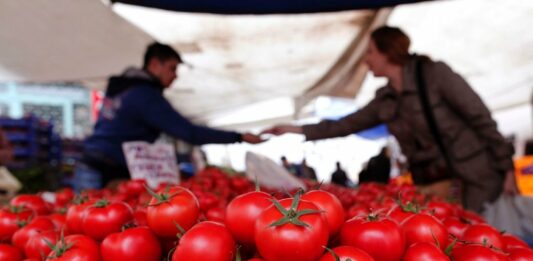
[{"left": 415, "top": 60, "right": 456, "bottom": 176}]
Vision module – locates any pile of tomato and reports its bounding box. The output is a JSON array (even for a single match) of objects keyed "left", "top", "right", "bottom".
[{"left": 0, "top": 167, "right": 531, "bottom": 261}]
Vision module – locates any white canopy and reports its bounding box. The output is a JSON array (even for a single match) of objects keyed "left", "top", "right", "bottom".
[{"left": 0, "top": 0, "right": 531, "bottom": 135}]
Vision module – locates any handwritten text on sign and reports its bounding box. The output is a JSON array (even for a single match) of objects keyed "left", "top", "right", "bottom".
[{"left": 122, "top": 141, "right": 179, "bottom": 188}]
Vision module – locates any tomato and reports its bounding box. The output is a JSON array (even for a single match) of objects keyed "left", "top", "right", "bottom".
[
  {"left": 82, "top": 200, "right": 133, "bottom": 241},
  {"left": 225, "top": 191, "right": 273, "bottom": 248},
  {"left": 459, "top": 209, "right": 486, "bottom": 224},
  {"left": 10, "top": 194, "right": 50, "bottom": 215},
  {"left": 254, "top": 195, "right": 328, "bottom": 261},
  {"left": 48, "top": 213, "right": 67, "bottom": 231},
  {"left": 426, "top": 201, "right": 456, "bottom": 221},
  {"left": 0, "top": 206, "right": 34, "bottom": 242},
  {"left": 172, "top": 221, "right": 235, "bottom": 261},
  {"left": 117, "top": 179, "right": 147, "bottom": 199},
  {"left": 198, "top": 192, "right": 219, "bottom": 212},
  {"left": 318, "top": 246, "right": 374, "bottom": 261},
  {"left": 301, "top": 190, "right": 346, "bottom": 236},
  {"left": 101, "top": 226, "right": 161, "bottom": 261},
  {"left": 24, "top": 230, "right": 59, "bottom": 259},
  {"left": 401, "top": 213, "right": 448, "bottom": 250},
  {"left": 451, "top": 244, "right": 507, "bottom": 261},
  {"left": 347, "top": 205, "right": 370, "bottom": 219},
  {"left": 462, "top": 224, "right": 504, "bottom": 249},
  {"left": 387, "top": 204, "right": 416, "bottom": 225},
  {"left": 12, "top": 216, "right": 55, "bottom": 250},
  {"left": 66, "top": 200, "right": 95, "bottom": 234},
  {"left": 502, "top": 234, "right": 529, "bottom": 250},
  {"left": 0, "top": 244, "right": 23, "bottom": 261},
  {"left": 340, "top": 215, "right": 405, "bottom": 261},
  {"left": 55, "top": 188, "right": 75, "bottom": 207},
  {"left": 402, "top": 242, "right": 449, "bottom": 261},
  {"left": 146, "top": 186, "right": 200, "bottom": 238},
  {"left": 206, "top": 207, "right": 226, "bottom": 223},
  {"left": 230, "top": 176, "right": 251, "bottom": 193},
  {"left": 47, "top": 234, "right": 101, "bottom": 261},
  {"left": 442, "top": 217, "right": 469, "bottom": 239},
  {"left": 132, "top": 208, "right": 148, "bottom": 227},
  {"left": 508, "top": 247, "right": 533, "bottom": 261}
]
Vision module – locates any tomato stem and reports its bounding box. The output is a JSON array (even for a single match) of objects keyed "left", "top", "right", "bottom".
[{"left": 268, "top": 190, "right": 321, "bottom": 228}]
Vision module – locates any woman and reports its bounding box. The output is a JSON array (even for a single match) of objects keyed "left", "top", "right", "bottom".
[{"left": 263, "top": 26, "right": 516, "bottom": 212}]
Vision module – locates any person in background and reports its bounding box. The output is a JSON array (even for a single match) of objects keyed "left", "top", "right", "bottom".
[
  {"left": 263, "top": 26, "right": 516, "bottom": 213},
  {"left": 78, "top": 42, "right": 264, "bottom": 188},
  {"left": 299, "top": 158, "right": 317, "bottom": 180},
  {"left": 358, "top": 147, "right": 391, "bottom": 184},
  {"left": 331, "top": 162, "right": 352, "bottom": 187},
  {"left": 280, "top": 156, "right": 299, "bottom": 176}
]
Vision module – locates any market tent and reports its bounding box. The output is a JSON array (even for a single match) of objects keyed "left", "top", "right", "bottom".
[
  {"left": 0, "top": 0, "right": 531, "bottom": 141},
  {"left": 111, "top": 0, "right": 428, "bottom": 14},
  {"left": 0, "top": 0, "right": 153, "bottom": 86}
]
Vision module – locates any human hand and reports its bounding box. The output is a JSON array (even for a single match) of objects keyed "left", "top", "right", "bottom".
[
  {"left": 261, "top": 124, "right": 303, "bottom": 136},
  {"left": 241, "top": 133, "right": 266, "bottom": 144},
  {"left": 503, "top": 170, "right": 518, "bottom": 196}
]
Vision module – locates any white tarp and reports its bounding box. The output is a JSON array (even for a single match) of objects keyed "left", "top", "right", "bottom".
[{"left": 0, "top": 0, "right": 531, "bottom": 135}]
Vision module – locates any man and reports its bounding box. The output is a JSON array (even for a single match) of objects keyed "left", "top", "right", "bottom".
[
  {"left": 299, "top": 158, "right": 317, "bottom": 180},
  {"left": 358, "top": 147, "right": 391, "bottom": 184},
  {"left": 280, "top": 156, "right": 298, "bottom": 176},
  {"left": 331, "top": 162, "right": 351, "bottom": 187},
  {"left": 79, "top": 42, "right": 263, "bottom": 187}
]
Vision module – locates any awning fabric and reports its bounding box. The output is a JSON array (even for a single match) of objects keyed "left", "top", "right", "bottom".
[{"left": 111, "top": 0, "right": 429, "bottom": 14}]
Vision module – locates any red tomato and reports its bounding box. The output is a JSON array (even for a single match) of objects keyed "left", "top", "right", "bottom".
[
  {"left": 10, "top": 195, "right": 50, "bottom": 215},
  {"left": 65, "top": 200, "right": 95, "bottom": 234},
  {"left": 48, "top": 213, "right": 67, "bottom": 231},
  {"left": 101, "top": 226, "right": 161, "bottom": 261},
  {"left": 82, "top": 200, "right": 133, "bottom": 241},
  {"left": 0, "top": 243, "right": 23, "bottom": 261},
  {"left": 318, "top": 246, "right": 374, "bottom": 261},
  {"left": 462, "top": 224, "right": 504, "bottom": 249},
  {"left": 24, "top": 230, "right": 59, "bottom": 259},
  {"left": 198, "top": 192, "right": 219, "bottom": 211},
  {"left": 402, "top": 242, "right": 449, "bottom": 261},
  {"left": 508, "top": 247, "right": 533, "bottom": 261},
  {"left": 401, "top": 213, "right": 449, "bottom": 250},
  {"left": 302, "top": 190, "right": 346, "bottom": 236},
  {"left": 117, "top": 179, "right": 147, "bottom": 199},
  {"left": 340, "top": 215, "right": 405, "bottom": 261},
  {"left": 132, "top": 209, "right": 148, "bottom": 227},
  {"left": 146, "top": 186, "right": 200, "bottom": 238},
  {"left": 442, "top": 217, "right": 469, "bottom": 238},
  {"left": 47, "top": 234, "right": 100, "bottom": 261},
  {"left": 459, "top": 209, "right": 486, "bottom": 224},
  {"left": 172, "top": 221, "right": 235, "bottom": 261},
  {"left": 254, "top": 197, "right": 329, "bottom": 261},
  {"left": 502, "top": 234, "right": 529, "bottom": 250},
  {"left": 426, "top": 201, "right": 456, "bottom": 221},
  {"left": 347, "top": 205, "right": 370, "bottom": 219},
  {"left": 386, "top": 203, "right": 417, "bottom": 224},
  {"left": 55, "top": 188, "right": 75, "bottom": 207},
  {"left": 451, "top": 244, "right": 507, "bottom": 261},
  {"left": 225, "top": 191, "right": 273, "bottom": 248},
  {"left": 230, "top": 176, "right": 251, "bottom": 193},
  {"left": 12, "top": 216, "right": 55, "bottom": 250},
  {"left": 206, "top": 207, "right": 226, "bottom": 223},
  {"left": 0, "top": 207, "right": 33, "bottom": 242}
]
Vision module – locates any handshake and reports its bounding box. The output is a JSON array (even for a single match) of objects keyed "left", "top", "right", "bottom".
[{"left": 240, "top": 124, "right": 303, "bottom": 144}]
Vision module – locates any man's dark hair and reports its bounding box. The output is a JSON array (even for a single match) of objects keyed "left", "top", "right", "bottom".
[{"left": 143, "top": 42, "right": 182, "bottom": 69}]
